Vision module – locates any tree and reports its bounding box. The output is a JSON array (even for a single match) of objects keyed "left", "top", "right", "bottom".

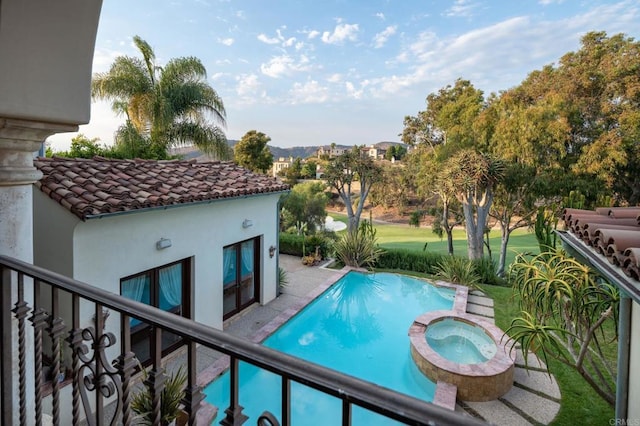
[
  {"left": 489, "top": 163, "right": 538, "bottom": 276},
  {"left": 282, "top": 158, "right": 302, "bottom": 185},
  {"left": 441, "top": 150, "right": 504, "bottom": 260},
  {"left": 92, "top": 35, "right": 229, "bottom": 159},
  {"left": 234, "top": 130, "right": 273, "bottom": 173},
  {"left": 324, "top": 147, "right": 382, "bottom": 233},
  {"left": 300, "top": 160, "right": 318, "bottom": 179},
  {"left": 508, "top": 250, "right": 619, "bottom": 406},
  {"left": 52, "top": 134, "right": 109, "bottom": 158},
  {"left": 280, "top": 181, "right": 328, "bottom": 233}
]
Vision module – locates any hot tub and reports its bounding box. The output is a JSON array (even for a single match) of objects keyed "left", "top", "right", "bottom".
[{"left": 409, "top": 310, "right": 514, "bottom": 401}]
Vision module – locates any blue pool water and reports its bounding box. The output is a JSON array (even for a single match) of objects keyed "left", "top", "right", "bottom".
[
  {"left": 426, "top": 318, "right": 497, "bottom": 364},
  {"left": 204, "top": 271, "right": 455, "bottom": 425}
]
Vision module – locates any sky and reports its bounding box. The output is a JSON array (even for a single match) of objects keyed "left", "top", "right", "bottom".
[{"left": 47, "top": 0, "right": 640, "bottom": 151}]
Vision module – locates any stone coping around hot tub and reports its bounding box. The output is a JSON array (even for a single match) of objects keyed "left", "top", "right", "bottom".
[{"left": 409, "top": 310, "right": 515, "bottom": 402}]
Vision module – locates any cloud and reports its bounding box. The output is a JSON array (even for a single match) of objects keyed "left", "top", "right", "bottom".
[
  {"left": 321, "top": 23, "right": 359, "bottom": 44},
  {"left": 258, "top": 33, "right": 280, "bottom": 44},
  {"left": 372, "top": 1, "right": 640, "bottom": 99},
  {"left": 373, "top": 25, "right": 397, "bottom": 48},
  {"left": 375, "top": 12, "right": 385, "bottom": 20},
  {"left": 327, "top": 73, "right": 342, "bottom": 83},
  {"left": 345, "top": 80, "right": 370, "bottom": 100},
  {"left": 235, "top": 73, "right": 261, "bottom": 97},
  {"left": 444, "top": 0, "right": 479, "bottom": 18},
  {"left": 289, "top": 80, "right": 329, "bottom": 104},
  {"left": 539, "top": 0, "right": 564, "bottom": 4},
  {"left": 260, "top": 54, "right": 312, "bottom": 78},
  {"left": 307, "top": 30, "right": 320, "bottom": 39},
  {"left": 218, "top": 37, "right": 234, "bottom": 46},
  {"left": 258, "top": 29, "right": 297, "bottom": 47}
]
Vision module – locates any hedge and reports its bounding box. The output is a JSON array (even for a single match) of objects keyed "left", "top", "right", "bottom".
[
  {"left": 374, "top": 248, "right": 446, "bottom": 275},
  {"left": 279, "top": 233, "right": 332, "bottom": 258}
]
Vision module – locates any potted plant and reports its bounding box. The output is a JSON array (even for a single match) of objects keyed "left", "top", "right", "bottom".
[{"left": 131, "top": 365, "right": 188, "bottom": 425}]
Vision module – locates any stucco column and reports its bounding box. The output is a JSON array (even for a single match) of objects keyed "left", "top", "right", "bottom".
[
  {"left": 0, "top": 118, "right": 76, "bottom": 261},
  {"left": 0, "top": 118, "right": 76, "bottom": 425}
]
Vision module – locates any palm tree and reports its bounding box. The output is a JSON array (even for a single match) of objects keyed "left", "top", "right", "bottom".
[{"left": 92, "top": 36, "right": 230, "bottom": 159}]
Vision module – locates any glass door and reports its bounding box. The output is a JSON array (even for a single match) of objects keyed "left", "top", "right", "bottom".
[{"left": 223, "top": 238, "right": 259, "bottom": 319}]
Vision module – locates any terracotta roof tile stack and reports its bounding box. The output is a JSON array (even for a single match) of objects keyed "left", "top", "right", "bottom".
[
  {"left": 562, "top": 207, "right": 640, "bottom": 280},
  {"left": 34, "top": 157, "right": 289, "bottom": 220}
]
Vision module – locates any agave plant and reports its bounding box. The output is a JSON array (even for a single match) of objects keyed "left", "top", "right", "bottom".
[
  {"left": 333, "top": 220, "right": 383, "bottom": 268},
  {"left": 434, "top": 256, "right": 481, "bottom": 289},
  {"left": 131, "top": 365, "right": 188, "bottom": 425}
]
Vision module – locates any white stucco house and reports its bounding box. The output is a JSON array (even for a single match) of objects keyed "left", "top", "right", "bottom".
[{"left": 33, "top": 156, "right": 288, "bottom": 365}]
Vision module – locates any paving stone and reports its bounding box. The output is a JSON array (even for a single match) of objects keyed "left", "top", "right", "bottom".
[
  {"left": 501, "top": 385, "right": 560, "bottom": 425},
  {"left": 464, "top": 400, "right": 532, "bottom": 426},
  {"left": 513, "top": 367, "right": 561, "bottom": 400},
  {"left": 467, "top": 294, "right": 494, "bottom": 307},
  {"left": 467, "top": 313, "right": 495, "bottom": 324},
  {"left": 514, "top": 348, "right": 547, "bottom": 370},
  {"left": 466, "top": 303, "right": 495, "bottom": 317}
]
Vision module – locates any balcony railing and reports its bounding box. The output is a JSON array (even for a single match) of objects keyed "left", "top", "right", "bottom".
[{"left": 0, "top": 255, "right": 483, "bottom": 425}]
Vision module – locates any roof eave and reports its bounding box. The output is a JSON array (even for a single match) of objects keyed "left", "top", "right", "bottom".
[
  {"left": 557, "top": 230, "right": 640, "bottom": 303},
  {"left": 82, "top": 189, "right": 290, "bottom": 221}
]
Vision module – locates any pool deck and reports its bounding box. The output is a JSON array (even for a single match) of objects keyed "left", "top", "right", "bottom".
[{"left": 199, "top": 254, "right": 561, "bottom": 425}]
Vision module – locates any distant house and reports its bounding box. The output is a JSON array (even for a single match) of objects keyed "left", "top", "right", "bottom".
[
  {"left": 33, "top": 157, "right": 288, "bottom": 365},
  {"left": 363, "top": 145, "right": 387, "bottom": 160},
  {"left": 558, "top": 207, "right": 640, "bottom": 422},
  {"left": 317, "top": 145, "right": 348, "bottom": 158},
  {"left": 272, "top": 157, "right": 293, "bottom": 177}
]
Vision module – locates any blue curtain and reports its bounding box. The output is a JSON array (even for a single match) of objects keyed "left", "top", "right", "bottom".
[
  {"left": 121, "top": 275, "right": 150, "bottom": 326},
  {"left": 159, "top": 263, "right": 182, "bottom": 311},
  {"left": 223, "top": 246, "right": 236, "bottom": 285},
  {"left": 241, "top": 241, "right": 254, "bottom": 278}
]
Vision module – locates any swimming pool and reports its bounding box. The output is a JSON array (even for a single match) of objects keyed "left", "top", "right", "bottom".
[{"left": 204, "top": 271, "right": 455, "bottom": 425}]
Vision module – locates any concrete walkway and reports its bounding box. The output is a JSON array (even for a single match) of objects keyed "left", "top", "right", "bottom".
[
  {"left": 461, "top": 290, "right": 561, "bottom": 425},
  {"left": 208, "top": 254, "right": 561, "bottom": 425}
]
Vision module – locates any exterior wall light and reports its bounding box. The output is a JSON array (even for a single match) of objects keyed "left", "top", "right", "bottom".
[
  {"left": 242, "top": 219, "right": 253, "bottom": 228},
  {"left": 156, "top": 238, "right": 172, "bottom": 250},
  {"left": 269, "top": 245, "right": 277, "bottom": 258}
]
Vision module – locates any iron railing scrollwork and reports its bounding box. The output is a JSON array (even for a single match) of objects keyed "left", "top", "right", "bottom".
[{"left": 0, "top": 255, "right": 485, "bottom": 426}]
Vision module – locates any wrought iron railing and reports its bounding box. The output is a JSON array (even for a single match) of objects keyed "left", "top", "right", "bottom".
[{"left": 0, "top": 255, "right": 483, "bottom": 425}]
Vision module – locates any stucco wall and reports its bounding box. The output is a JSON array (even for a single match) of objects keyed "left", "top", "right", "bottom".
[
  {"left": 628, "top": 300, "right": 640, "bottom": 421},
  {"left": 33, "top": 191, "right": 79, "bottom": 277},
  {"left": 34, "top": 193, "right": 280, "bottom": 368}
]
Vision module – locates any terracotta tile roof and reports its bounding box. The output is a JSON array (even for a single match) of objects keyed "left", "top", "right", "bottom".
[
  {"left": 561, "top": 207, "right": 640, "bottom": 281},
  {"left": 34, "top": 157, "right": 289, "bottom": 220}
]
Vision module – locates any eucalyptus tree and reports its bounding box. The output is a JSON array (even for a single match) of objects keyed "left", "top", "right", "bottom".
[
  {"left": 324, "top": 147, "right": 382, "bottom": 233},
  {"left": 92, "top": 35, "right": 229, "bottom": 159}
]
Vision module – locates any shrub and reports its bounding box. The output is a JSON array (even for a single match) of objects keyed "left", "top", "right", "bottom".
[
  {"left": 470, "top": 257, "right": 507, "bottom": 286},
  {"left": 333, "top": 222, "right": 382, "bottom": 268},
  {"left": 278, "top": 233, "right": 332, "bottom": 258},
  {"left": 131, "top": 366, "right": 187, "bottom": 425},
  {"left": 374, "top": 248, "right": 445, "bottom": 274},
  {"left": 434, "top": 256, "right": 481, "bottom": 289}
]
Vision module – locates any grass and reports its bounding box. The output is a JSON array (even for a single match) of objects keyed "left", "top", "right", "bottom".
[{"left": 328, "top": 211, "right": 539, "bottom": 268}]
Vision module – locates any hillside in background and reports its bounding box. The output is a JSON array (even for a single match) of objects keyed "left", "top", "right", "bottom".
[{"left": 174, "top": 140, "right": 404, "bottom": 161}]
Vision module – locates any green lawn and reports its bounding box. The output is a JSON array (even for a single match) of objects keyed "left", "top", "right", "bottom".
[{"left": 328, "top": 212, "right": 539, "bottom": 267}]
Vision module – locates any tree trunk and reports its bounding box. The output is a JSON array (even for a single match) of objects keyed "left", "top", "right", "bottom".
[
  {"left": 442, "top": 199, "right": 454, "bottom": 255},
  {"left": 497, "top": 226, "right": 510, "bottom": 277}
]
